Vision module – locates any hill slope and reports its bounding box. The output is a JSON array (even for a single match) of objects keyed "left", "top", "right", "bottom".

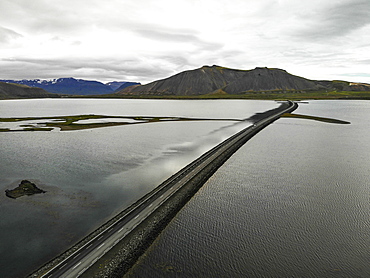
[
  {"left": 118, "top": 66, "right": 370, "bottom": 96},
  {"left": 121, "top": 65, "right": 248, "bottom": 96},
  {"left": 0, "top": 82, "right": 57, "bottom": 99},
  {"left": 223, "top": 67, "right": 325, "bottom": 94}
]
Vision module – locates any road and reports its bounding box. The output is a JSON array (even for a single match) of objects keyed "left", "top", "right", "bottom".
[{"left": 39, "top": 100, "right": 298, "bottom": 278}]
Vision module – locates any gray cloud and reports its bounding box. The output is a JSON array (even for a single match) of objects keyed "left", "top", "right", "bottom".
[
  {"left": 0, "top": 57, "right": 175, "bottom": 83},
  {"left": 0, "top": 0, "right": 112, "bottom": 36},
  {"left": 354, "top": 58, "right": 370, "bottom": 65},
  {"left": 294, "top": 0, "right": 370, "bottom": 40},
  {"left": 135, "top": 29, "right": 223, "bottom": 51},
  {"left": 160, "top": 56, "right": 189, "bottom": 66},
  {"left": 339, "top": 73, "right": 370, "bottom": 78},
  {"left": 0, "top": 26, "right": 22, "bottom": 44},
  {"left": 0, "top": 0, "right": 369, "bottom": 84},
  {"left": 136, "top": 29, "right": 200, "bottom": 43}
]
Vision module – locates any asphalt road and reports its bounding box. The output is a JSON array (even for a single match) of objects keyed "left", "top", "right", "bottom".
[{"left": 39, "top": 100, "right": 297, "bottom": 278}]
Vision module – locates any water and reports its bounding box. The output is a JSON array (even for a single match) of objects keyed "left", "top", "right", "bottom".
[
  {"left": 126, "top": 100, "right": 370, "bottom": 278},
  {"left": 0, "top": 99, "right": 278, "bottom": 277}
]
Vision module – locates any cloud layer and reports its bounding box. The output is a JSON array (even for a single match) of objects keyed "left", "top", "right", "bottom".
[{"left": 0, "top": 0, "right": 369, "bottom": 83}]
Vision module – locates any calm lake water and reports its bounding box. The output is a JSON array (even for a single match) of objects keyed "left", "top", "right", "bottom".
[
  {"left": 0, "top": 99, "right": 279, "bottom": 278},
  {"left": 126, "top": 100, "right": 370, "bottom": 278}
]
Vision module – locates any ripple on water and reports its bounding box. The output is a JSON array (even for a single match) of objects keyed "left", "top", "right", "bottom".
[{"left": 127, "top": 101, "right": 370, "bottom": 278}]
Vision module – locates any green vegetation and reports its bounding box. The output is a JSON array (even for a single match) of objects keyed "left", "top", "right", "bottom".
[
  {"left": 197, "top": 90, "right": 370, "bottom": 100},
  {"left": 0, "top": 114, "right": 241, "bottom": 132},
  {"left": 22, "top": 127, "right": 55, "bottom": 131},
  {"left": 281, "top": 113, "right": 351, "bottom": 124},
  {"left": 75, "top": 90, "right": 370, "bottom": 100}
]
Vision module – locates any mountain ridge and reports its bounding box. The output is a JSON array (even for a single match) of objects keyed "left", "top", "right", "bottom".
[
  {"left": 121, "top": 65, "right": 248, "bottom": 96},
  {"left": 1, "top": 66, "right": 369, "bottom": 99},
  {"left": 118, "top": 65, "right": 370, "bottom": 96}
]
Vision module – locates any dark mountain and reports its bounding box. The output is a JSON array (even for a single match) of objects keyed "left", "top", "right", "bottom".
[
  {"left": 118, "top": 65, "right": 370, "bottom": 96},
  {"left": 120, "top": 65, "right": 248, "bottom": 96},
  {"left": 106, "top": 81, "right": 141, "bottom": 91},
  {"left": 223, "top": 67, "right": 325, "bottom": 94},
  {"left": 0, "top": 82, "right": 57, "bottom": 99},
  {"left": 0, "top": 78, "right": 140, "bottom": 95},
  {"left": 0, "top": 78, "right": 113, "bottom": 95}
]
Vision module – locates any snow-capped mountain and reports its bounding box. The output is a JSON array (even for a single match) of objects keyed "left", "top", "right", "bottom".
[{"left": 0, "top": 78, "right": 140, "bottom": 95}]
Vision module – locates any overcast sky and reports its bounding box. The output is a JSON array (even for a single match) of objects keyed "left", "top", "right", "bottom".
[{"left": 0, "top": 0, "right": 369, "bottom": 84}]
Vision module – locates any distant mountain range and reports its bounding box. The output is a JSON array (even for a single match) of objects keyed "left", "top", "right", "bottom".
[
  {"left": 118, "top": 65, "right": 370, "bottom": 96},
  {"left": 1, "top": 66, "right": 369, "bottom": 99},
  {"left": 0, "top": 78, "right": 140, "bottom": 95}
]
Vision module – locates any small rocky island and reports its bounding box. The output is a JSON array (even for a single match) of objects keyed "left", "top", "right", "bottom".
[{"left": 5, "top": 180, "right": 46, "bottom": 199}]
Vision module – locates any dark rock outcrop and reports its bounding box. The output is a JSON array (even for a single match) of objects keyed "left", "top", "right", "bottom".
[{"left": 5, "top": 180, "right": 46, "bottom": 199}]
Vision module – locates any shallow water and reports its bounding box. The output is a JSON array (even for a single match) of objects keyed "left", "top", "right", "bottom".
[
  {"left": 127, "top": 100, "right": 370, "bottom": 278},
  {"left": 0, "top": 99, "right": 278, "bottom": 277}
]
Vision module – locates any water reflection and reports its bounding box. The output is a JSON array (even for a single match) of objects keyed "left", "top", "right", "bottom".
[{"left": 126, "top": 100, "right": 369, "bottom": 278}]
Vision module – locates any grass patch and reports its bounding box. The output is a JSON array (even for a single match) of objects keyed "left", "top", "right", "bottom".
[
  {"left": 282, "top": 113, "right": 351, "bottom": 124},
  {"left": 71, "top": 90, "right": 370, "bottom": 100}
]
